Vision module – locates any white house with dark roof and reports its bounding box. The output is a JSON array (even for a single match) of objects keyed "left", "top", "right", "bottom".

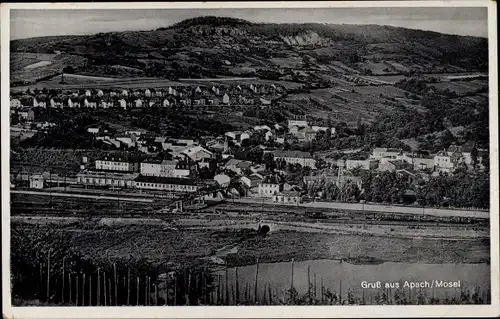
[
  {"left": 95, "top": 155, "right": 140, "bottom": 172},
  {"left": 258, "top": 175, "right": 283, "bottom": 197},
  {"left": 182, "top": 146, "right": 213, "bottom": 162}
]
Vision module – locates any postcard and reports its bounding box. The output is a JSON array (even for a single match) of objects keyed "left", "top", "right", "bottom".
[{"left": 1, "top": 1, "right": 498, "bottom": 318}]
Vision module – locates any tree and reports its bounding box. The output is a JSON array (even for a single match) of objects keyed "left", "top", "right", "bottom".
[
  {"left": 63, "top": 66, "right": 75, "bottom": 74},
  {"left": 263, "top": 152, "right": 275, "bottom": 171}
]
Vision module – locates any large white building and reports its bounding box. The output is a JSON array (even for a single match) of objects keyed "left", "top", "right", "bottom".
[
  {"left": 134, "top": 175, "right": 199, "bottom": 193},
  {"left": 77, "top": 170, "right": 139, "bottom": 188},
  {"left": 140, "top": 159, "right": 178, "bottom": 177},
  {"left": 95, "top": 156, "right": 139, "bottom": 172}
]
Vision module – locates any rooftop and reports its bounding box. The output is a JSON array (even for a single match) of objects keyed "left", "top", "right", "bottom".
[{"left": 134, "top": 175, "right": 197, "bottom": 185}]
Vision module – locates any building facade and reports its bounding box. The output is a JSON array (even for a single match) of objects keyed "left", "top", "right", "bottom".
[
  {"left": 273, "top": 150, "right": 317, "bottom": 169},
  {"left": 133, "top": 175, "right": 198, "bottom": 193},
  {"left": 95, "top": 156, "right": 139, "bottom": 172},
  {"left": 346, "top": 159, "right": 379, "bottom": 170}
]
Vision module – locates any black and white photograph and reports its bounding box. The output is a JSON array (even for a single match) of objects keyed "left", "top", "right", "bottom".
[{"left": 2, "top": 1, "right": 498, "bottom": 318}]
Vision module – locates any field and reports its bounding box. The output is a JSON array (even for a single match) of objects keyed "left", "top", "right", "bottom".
[
  {"left": 10, "top": 148, "right": 142, "bottom": 172},
  {"left": 11, "top": 216, "right": 490, "bottom": 268},
  {"left": 430, "top": 80, "right": 487, "bottom": 95},
  {"left": 10, "top": 53, "right": 87, "bottom": 83},
  {"left": 10, "top": 74, "right": 303, "bottom": 92},
  {"left": 282, "top": 86, "right": 405, "bottom": 123}
]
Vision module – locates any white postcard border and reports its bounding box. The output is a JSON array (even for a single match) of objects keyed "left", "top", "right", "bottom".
[{"left": 1, "top": 1, "right": 499, "bottom": 318}]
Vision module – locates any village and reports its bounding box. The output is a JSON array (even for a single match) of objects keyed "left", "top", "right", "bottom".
[{"left": 10, "top": 85, "right": 487, "bottom": 210}]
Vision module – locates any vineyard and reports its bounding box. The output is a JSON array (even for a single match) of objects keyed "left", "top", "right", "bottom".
[
  {"left": 11, "top": 249, "right": 491, "bottom": 306},
  {"left": 11, "top": 216, "right": 491, "bottom": 306}
]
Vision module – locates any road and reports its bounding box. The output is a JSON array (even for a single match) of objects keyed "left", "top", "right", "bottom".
[
  {"left": 231, "top": 198, "right": 489, "bottom": 219},
  {"left": 11, "top": 190, "right": 154, "bottom": 203}
]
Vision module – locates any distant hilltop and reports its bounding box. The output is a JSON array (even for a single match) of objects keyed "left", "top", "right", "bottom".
[{"left": 10, "top": 15, "right": 488, "bottom": 83}]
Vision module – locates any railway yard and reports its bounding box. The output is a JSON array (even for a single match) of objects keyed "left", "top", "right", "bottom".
[{"left": 10, "top": 188, "right": 490, "bottom": 268}]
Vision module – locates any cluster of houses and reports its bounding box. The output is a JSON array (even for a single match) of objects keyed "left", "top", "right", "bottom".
[
  {"left": 336, "top": 143, "right": 484, "bottom": 175},
  {"left": 9, "top": 83, "right": 284, "bottom": 111}
]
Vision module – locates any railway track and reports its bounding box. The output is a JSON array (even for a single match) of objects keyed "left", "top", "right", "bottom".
[
  {"left": 11, "top": 206, "right": 488, "bottom": 229},
  {"left": 10, "top": 193, "right": 488, "bottom": 228}
]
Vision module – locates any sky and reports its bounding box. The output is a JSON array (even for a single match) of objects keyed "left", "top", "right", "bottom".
[{"left": 10, "top": 7, "right": 489, "bottom": 40}]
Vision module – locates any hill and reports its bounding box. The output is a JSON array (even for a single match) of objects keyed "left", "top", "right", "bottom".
[{"left": 11, "top": 16, "right": 488, "bottom": 82}]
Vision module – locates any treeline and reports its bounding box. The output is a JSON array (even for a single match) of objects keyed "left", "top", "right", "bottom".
[
  {"left": 19, "top": 110, "right": 117, "bottom": 150},
  {"left": 358, "top": 170, "right": 489, "bottom": 209}
]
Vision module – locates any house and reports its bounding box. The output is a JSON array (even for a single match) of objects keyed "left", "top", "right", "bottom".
[
  {"left": 174, "top": 161, "right": 195, "bottom": 178},
  {"left": 87, "top": 127, "right": 100, "bottom": 134},
  {"left": 264, "top": 131, "right": 273, "bottom": 141},
  {"left": 18, "top": 109, "right": 35, "bottom": 121},
  {"left": 101, "top": 138, "right": 121, "bottom": 148},
  {"left": 77, "top": 170, "right": 139, "bottom": 188},
  {"left": 303, "top": 173, "right": 363, "bottom": 190},
  {"left": 258, "top": 175, "right": 283, "bottom": 197},
  {"left": 206, "top": 139, "right": 226, "bottom": 152},
  {"left": 29, "top": 174, "right": 45, "bottom": 189},
  {"left": 378, "top": 160, "right": 412, "bottom": 172},
  {"left": 288, "top": 118, "right": 308, "bottom": 129},
  {"left": 134, "top": 175, "right": 198, "bottom": 193},
  {"left": 222, "top": 93, "right": 230, "bottom": 105},
  {"left": 302, "top": 127, "right": 317, "bottom": 142},
  {"left": 260, "top": 98, "right": 271, "bottom": 106},
  {"left": 119, "top": 99, "right": 127, "bottom": 109},
  {"left": 311, "top": 126, "right": 336, "bottom": 136},
  {"left": 370, "top": 148, "right": 403, "bottom": 161},
  {"left": 95, "top": 156, "right": 140, "bottom": 172},
  {"left": 447, "top": 142, "right": 480, "bottom": 166},
  {"left": 434, "top": 151, "right": 454, "bottom": 173},
  {"left": 225, "top": 131, "right": 242, "bottom": 141},
  {"left": 273, "top": 191, "right": 302, "bottom": 205},
  {"left": 254, "top": 125, "right": 272, "bottom": 131},
  {"left": 240, "top": 174, "right": 263, "bottom": 188},
  {"left": 224, "top": 159, "right": 253, "bottom": 175},
  {"left": 399, "top": 153, "right": 435, "bottom": 171},
  {"left": 214, "top": 174, "right": 231, "bottom": 188},
  {"left": 10, "top": 98, "right": 21, "bottom": 109},
  {"left": 140, "top": 159, "right": 178, "bottom": 177},
  {"left": 240, "top": 131, "right": 252, "bottom": 142},
  {"left": 182, "top": 146, "right": 213, "bottom": 162},
  {"left": 250, "top": 164, "right": 266, "bottom": 174},
  {"left": 346, "top": 159, "right": 379, "bottom": 170},
  {"left": 34, "top": 98, "right": 47, "bottom": 108},
  {"left": 175, "top": 138, "right": 197, "bottom": 146},
  {"left": 273, "top": 150, "right": 317, "bottom": 169},
  {"left": 116, "top": 136, "right": 137, "bottom": 148},
  {"left": 67, "top": 98, "right": 79, "bottom": 108}
]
